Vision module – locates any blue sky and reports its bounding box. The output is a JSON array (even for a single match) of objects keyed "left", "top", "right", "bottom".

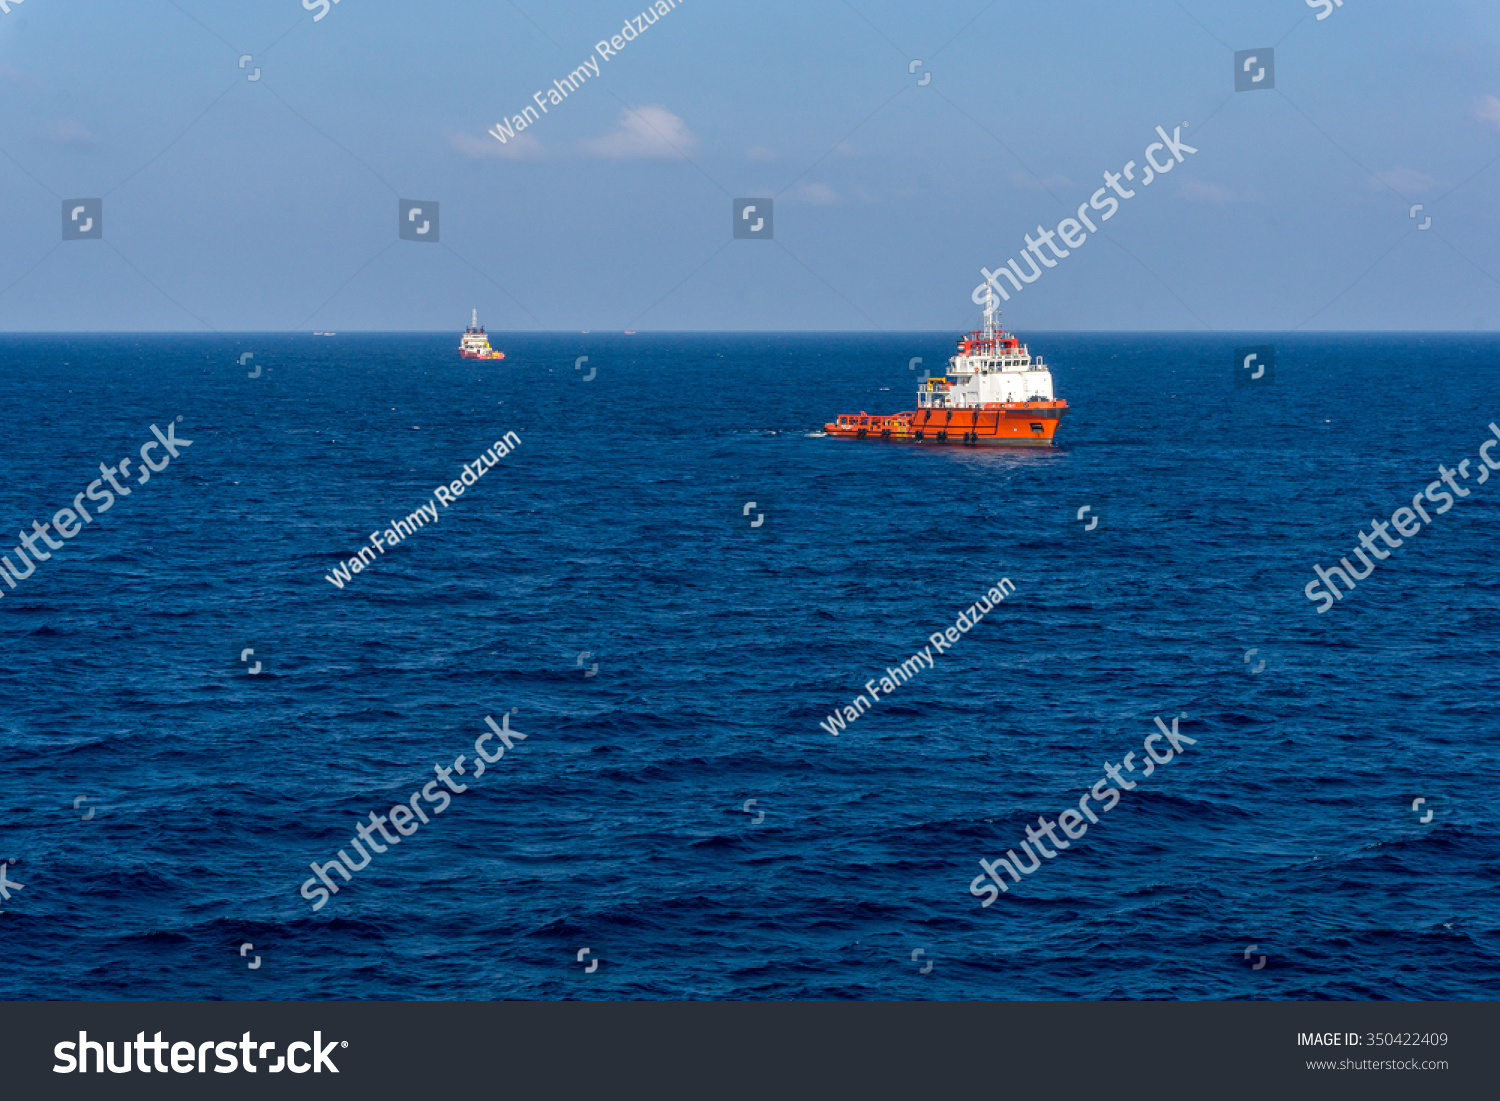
[{"left": 1, "top": 0, "right": 1498, "bottom": 331}]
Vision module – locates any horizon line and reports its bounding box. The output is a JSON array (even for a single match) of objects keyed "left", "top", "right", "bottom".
[{"left": 3, "top": 328, "right": 1500, "bottom": 336}]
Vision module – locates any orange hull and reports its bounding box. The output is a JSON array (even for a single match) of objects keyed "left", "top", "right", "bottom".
[{"left": 824, "top": 401, "right": 1068, "bottom": 447}]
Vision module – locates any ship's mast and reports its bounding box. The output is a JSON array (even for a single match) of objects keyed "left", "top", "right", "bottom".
[
  {"left": 471, "top": 308, "right": 478, "bottom": 330},
  {"left": 981, "top": 285, "right": 998, "bottom": 344}
]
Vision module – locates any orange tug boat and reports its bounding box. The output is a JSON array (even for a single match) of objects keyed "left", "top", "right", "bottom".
[
  {"left": 460, "top": 310, "right": 506, "bottom": 360},
  {"left": 826, "top": 293, "right": 1067, "bottom": 447}
]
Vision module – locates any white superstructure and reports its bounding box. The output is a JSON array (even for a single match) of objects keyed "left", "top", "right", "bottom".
[{"left": 917, "top": 289, "right": 1055, "bottom": 409}]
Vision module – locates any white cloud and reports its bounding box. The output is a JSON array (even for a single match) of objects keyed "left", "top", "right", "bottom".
[
  {"left": 1372, "top": 166, "right": 1438, "bottom": 194},
  {"left": 1476, "top": 95, "right": 1500, "bottom": 132},
  {"left": 1178, "top": 177, "right": 1239, "bottom": 202},
  {"left": 1, "top": 64, "right": 45, "bottom": 92},
  {"left": 582, "top": 106, "right": 698, "bottom": 160},
  {"left": 52, "top": 118, "right": 97, "bottom": 146},
  {"left": 449, "top": 130, "right": 547, "bottom": 161},
  {"left": 787, "top": 181, "right": 839, "bottom": 204}
]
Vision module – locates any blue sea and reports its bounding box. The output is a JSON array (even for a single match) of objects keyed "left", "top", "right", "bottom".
[{"left": 0, "top": 331, "right": 1495, "bottom": 1000}]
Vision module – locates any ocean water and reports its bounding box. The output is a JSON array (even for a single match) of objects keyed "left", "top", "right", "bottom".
[{"left": 0, "top": 331, "right": 1495, "bottom": 1001}]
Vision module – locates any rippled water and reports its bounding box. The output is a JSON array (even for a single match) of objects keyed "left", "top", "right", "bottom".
[{"left": 0, "top": 331, "right": 1495, "bottom": 1000}]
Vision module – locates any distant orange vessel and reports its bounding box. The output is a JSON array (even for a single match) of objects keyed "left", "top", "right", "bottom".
[
  {"left": 825, "top": 291, "right": 1067, "bottom": 447},
  {"left": 460, "top": 310, "right": 505, "bottom": 360}
]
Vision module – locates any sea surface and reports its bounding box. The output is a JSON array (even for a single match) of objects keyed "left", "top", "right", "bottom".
[{"left": 0, "top": 331, "right": 1495, "bottom": 1001}]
